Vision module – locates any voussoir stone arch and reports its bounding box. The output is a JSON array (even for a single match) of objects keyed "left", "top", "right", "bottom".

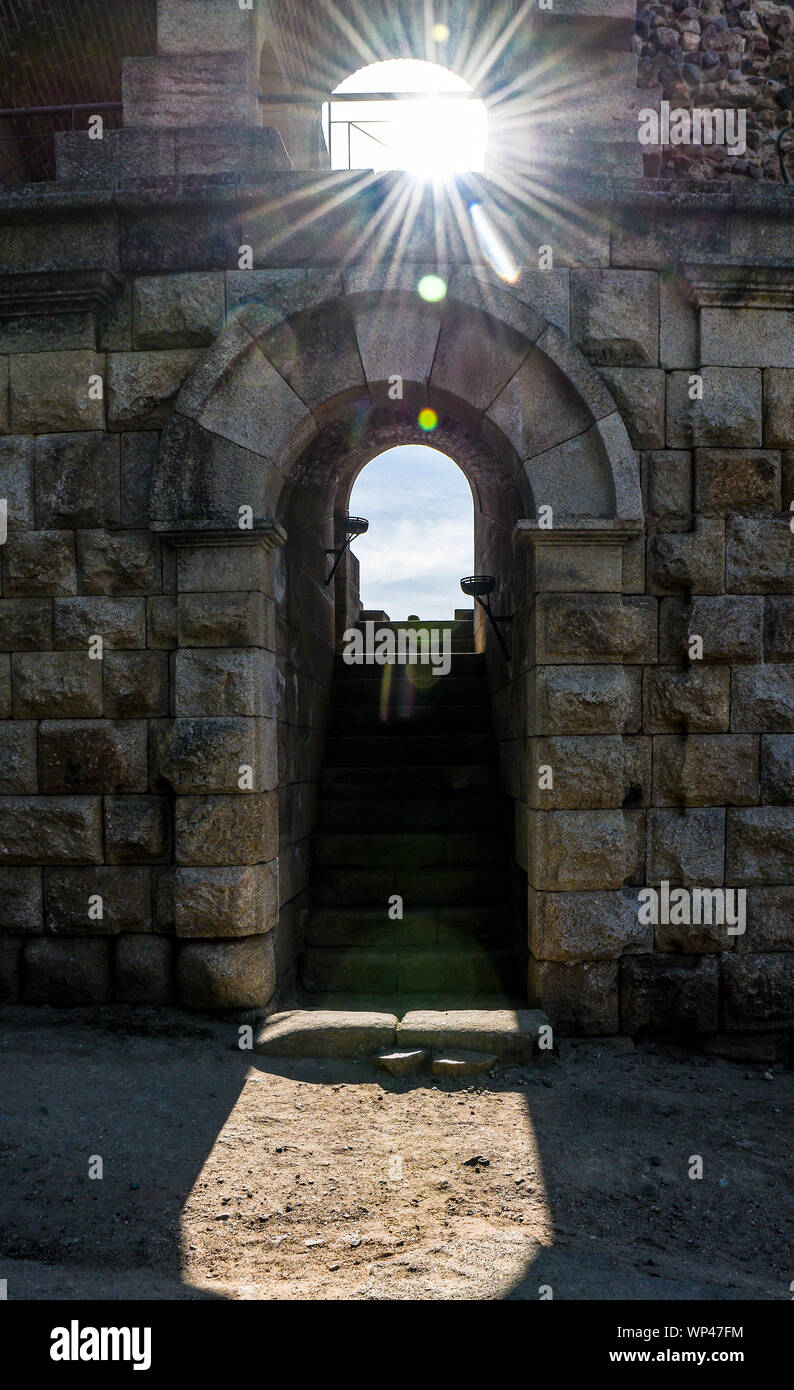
[{"left": 150, "top": 276, "right": 643, "bottom": 534}]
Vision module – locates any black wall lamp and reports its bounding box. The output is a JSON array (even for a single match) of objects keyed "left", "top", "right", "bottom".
[
  {"left": 325, "top": 515, "right": 369, "bottom": 585},
  {"left": 460, "top": 574, "right": 512, "bottom": 660}
]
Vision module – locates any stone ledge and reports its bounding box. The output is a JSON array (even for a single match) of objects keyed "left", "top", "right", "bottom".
[
  {"left": 396, "top": 1008, "right": 550, "bottom": 1060},
  {"left": 255, "top": 1009, "right": 398, "bottom": 1058},
  {"left": 0, "top": 269, "right": 124, "bottom": 319}
]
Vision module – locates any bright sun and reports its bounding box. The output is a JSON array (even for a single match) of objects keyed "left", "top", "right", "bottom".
[{"left": 325, "top": 59, "right": 488, "bottom": 177}]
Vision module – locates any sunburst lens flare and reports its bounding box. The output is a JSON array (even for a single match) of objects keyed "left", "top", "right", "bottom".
[{"left": 468, "top": 201, "right": 520, "bottom": 283}]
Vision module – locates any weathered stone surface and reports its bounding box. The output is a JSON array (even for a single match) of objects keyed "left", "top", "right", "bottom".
[
  {"left": 176, "top": 543, "right": 274, "bottom": 596},
  {"left": 374, "top": 1048, "right": 429, "bottom": 1076},
  {"left": 10, "top": 351, "right": 105, "bottom": 433},
  {"left": 666, "top": 369, "right": 762, "bottom": 448},
  {"left": 528, "top": 959, "right": 618, "bottom": 1035},
  {"left": 645, "top": 449, "right": 692, "bottom": 520},
  {"left": 0, "top": 653, "right": 8, "bottom": 719},
  {"left": 0, "top": 599, "right": 53, "bottom": 651},
  {"left": 174, "top": 649, "right": 276, "bottom": 717},
  {"left": 152, "top": 717, "right": 276, "bottom": 793},
  {"left": 528, "top": 810, "right": 645, "bottom": 891},
  {"left": 643, "top": 665, "right": 731, "bottom": 733},
  {"left": 532, "top": 540, "right": 622, "bottom": 594},
  {"left": 12, "top": 653, "right": 102, "bottom": 717},
  {"left": 534, "top": 665, "right": 642, "bottom": 734},
  {"left": 22, "top": 938, "right": 112, "bottom": 1004},
  {"left": 726, "top": 519, "right": 794, "bottom": 594},
  {"left": 653, "top": 735, "right": 759, "bottom": 807},
  {"left": 39, "top": 720, "right": 148, "bottom": 794},
  {"left": 702, "top": 310, "right": 794, "bottom": 369},
  {"left": 694, "top": 449, "right": 781, "bottom": 516},
  {"left": 620, "top": 955, "right": 719, "bottom": 1034},
  {"left": 3, "top": 531, "right": 77, "bottom": 597},
  {"left": 761, "top": 735, "right": 794, "bottom": 804},
  {"left": 34, "top": 433, "right": 120, "bottom": 528},
  {"left": 0, "top": 868, "right": 42, "bottom": 934},
  {"left": 431, "top": 1050, "right": 497, "bottom": 1077},
  {"left": 0, "top": 722, "right": 37, "bottom": 793},
  {"left": 123, "top": 52, "right": 256, "bottom": 130},
  {"left": 763, "top": 369, "right": 794, "bottom": 448},
  {"left": 737, "top": 888, "right": 794, "bottom": 953},
  {"left": 0, "top": 436, "right": 34, "bottom": 530},
  {"left": 174, "top": 862, "right": 278, "bottom": 937},
  {"left": 177, "top": 935, "right": 276, "bottom": 1009},
  {"left": 133, "top": 274, "right": 225, "bottom": 349},
  {"left": 76, "top": 531, "right": 161, "bottom": 595},
  {"left": 648, "top": 808, "right": 725, "bottom": 886},
  {"left": 535, "top": 595, "right": 657, "bottom": 664},
  {"left": 647, "top": 520, "right": 724, "bottom": 595},
  {"left": 530, "top": 736, "right": 650, "bottom": 809},
  {"left": 256, "top": 1010, "right": 399, "bottom": 1058},
  {"left": 726, "top": 808, "right": 794, "bottom": 885},
  {"left": 120, "top": 432, "right": 159, "bottom": 528},
  {"left": 764, "top": 597, "right": 794, "bottom": 663},
  {"left": 0, "top": 354, "right": 8, "bottom": 431},
  {"left": 486, "top": 345, "right": 592, "bottom": 462},
  {"left": 115, "top": 935, "right": 174, "bottom": 1005},
  {"left": 175, "top": 792, "right": 277, "bottom": 866},
  {"left": 600, "top": 367, "right": 664, "bottom": 448},
  {"left": 659, "top": 596, "right": 763, "bottom": 663},
  {"left": 0, "top": 797, "right": 103, "bottom": 865},
  {"left": 107, "top": 350, "right": 199, "bottom": 429},
  {"left": 177, "top": 592, "right": 271, "bottom": 649},
  {"left": 53, "top": 597, "right": 146, "bottom": 650},
  {"left": 723, "top": 953, "right": 794, "bottom": 1031},
  {"left": 396, "top": 1009, "right": 546, "bottom": 1059},
  {"left": 731, "top": 666, "right": 794, "bottom": 732},
  {"left": 45, "top": 866, "right": 152, "bottom": 934},
  {"left": 0, "top": 938, "right": 21, "bottom": 1001},
  {"left": 146, "top": 596, "right": 178, "bottom": 649},
  {"left": 530, "top": 888, "right": 649, "bottom": 960},
  {"left": 571, "top": 270, "right": 658, "bottom": 365},
  {"left": 104, "top": 796, "right": 170, "bottom": 864},
  {"left": 104, "top": 652, "right": 169, "bottom": 718}
]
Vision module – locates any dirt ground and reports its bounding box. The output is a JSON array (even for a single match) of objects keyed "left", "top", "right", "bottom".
[{"left": 0, "top": 1007, "right": 792, "bottom": 1300}]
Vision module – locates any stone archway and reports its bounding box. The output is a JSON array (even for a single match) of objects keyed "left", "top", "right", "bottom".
[{"left": 150, "top": 273, "right": 644, "bottom": 1009}]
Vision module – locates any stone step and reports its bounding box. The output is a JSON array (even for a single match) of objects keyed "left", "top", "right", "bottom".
[
  {"left": 328, "top": 703, "right": 490, "bottom": 734},
  {"left": 254, "top": 1006, "right": 550, "bottom": 1060},
  {"left": 305, "top": 904, "right": 513, "bottom": 948},
  {"left": 317, "top": 795, "right": 504, "bottom": 833},
  {"left": 324, "top": 733, "right": 496, "bottom": 766},
  {"left": 312, "top": 864, "right": 508, "bottom": 907},
  {"left": 300, "top": 947, "right": 520, "bottom": 995},
  {"left": 313, "top": 831, "right": 506, "bottom": 869},
  {"left": 320, "top": 764, "right": 498, "bottom": 796},
  {"left": 331, "top": 675, "right": 490, "bottom": 707}
]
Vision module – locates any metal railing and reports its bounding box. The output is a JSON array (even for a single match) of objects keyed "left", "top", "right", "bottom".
[{"left": 0, "top": 102, "right": 122, "bottom": 184}]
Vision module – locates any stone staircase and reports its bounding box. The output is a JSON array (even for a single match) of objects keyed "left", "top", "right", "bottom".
[{"left": 299, "top": 613, "right": 522, "bottom": 1005}]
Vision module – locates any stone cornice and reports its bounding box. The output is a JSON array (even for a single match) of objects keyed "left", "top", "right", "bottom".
[
  {"left": 684, "top": 264, "right": 794, "bottom": 310},
  {"left": 0, "top": 268, "right": 123, "bottom": 318},
  {"left": 513, "top": 519, "right": 643, "bottom": 547},
  {"left": 155, "top": 521, "right": 287, "bottom": 550}
]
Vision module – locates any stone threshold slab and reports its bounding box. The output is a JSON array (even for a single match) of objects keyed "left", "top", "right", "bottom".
[{"left": 255, "top": 1008, "right": 551, "bottom": 1060}]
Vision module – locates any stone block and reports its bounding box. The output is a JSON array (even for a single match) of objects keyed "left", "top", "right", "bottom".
[
  {"left": 0, "top": 355, "right": 8, "bottom": 431},
  {"left": 104, "top": 796, "right": 170, "bottom": 864},
  {"left": 528, "top": 809, "right": 645, "bottom": 891},
  {"left": 0, "top": 436, "right": 35, "bottom": 530},
  {"left": 147, "top": 597, "right": 178, "bottom": 649},
  {"left": 726, "top": 518, "right": 794, "bottom": 594},
  {"left": 10, "top": 351, "right": 105, "bottom": 433},
  {"left": 666, "top": 369, "right": 762, "bottom": 448},
  {"left": 701, "top": 310, "right": 794, "bottom": 369},
  {"left": 647, "top": 520, "right": 724, "bottom": 595},
  {"left": 12, "top": 652, "right": 102, "bottom": 717},
  {"left": 486, "top": 345, "right": 593, "bottom": 462},
  {"left": 115, "top": 935, "right": 174, "bottom": 1005},
  {"left": 256, "top": 1010, "right": 399, "bottom": 1059},
  {"left": 45, "top": 866, "right": 152, "bottom": 933},
  {"left": 653, "top": 735, "right": 758, "bottom": 807},
  {"left": 732, "top": 666, "right": 794, "bottom": 732},
  {"left": 0, "top": 721, "right": 37, "bottom": 793},
  {"left": 761, "top": 735, "right": 794, "bottom": 804},
  {"left": 737, "top": 888, "right": 794, "bottom": 953},
  {"left": 0, "top": 938, "right": 21, "bottom": 1001},
  {"left": 176, "top": 544, "right": 274, "bottom": 595},
  {"left": 763, "top": 369, "right": 794, "bottom": 448},
  {"left": 175, "top": 792, "right": 278, "bottom": 866},
  {"left": 644, "top": 449, "right": 692, "bottom": 520},
  {"left": 532, "top": 542, "right": 622, "bottom": 593},
  {"left": 174, "top": 862, "right": 278, "bottom": 937},
  {"left": 173, "top": 648, "right": 276, "bottom": 716},
  {"left": 53, "top": 597, "right": 146, "bottom": 650},
  {"left": 723, "top": 953, "right": 794, "bottom": 1031},
  {"left": 535, "top": 594, "right": 657, "bottom": 664},
  {"left": 107, "top": 350, "right": 199, "bottom": 429},
  {"left": 643, "top": 665, "right": 730, "bottom": 733},
  {"left": 133, "top": 274, "right": 225, "bottom": 349},
  {"left": 120, "top": 432, "right": 159, "bottom": 528},
  {"left": 34, "top": 433, "right": 120, "bottom": 528},
  {"left": 620, "top": 955, "right": 719, "bottom": 1034},
  {"left": 659, "top": 273, "right": 696, "bottom": 370},
  {"left": 3, "top": 531, "right": 77, "bottom": 597},
  {"left": 177, "top": 592, "right": 271, "bottom": 649},
  {"left": 0, "top": 654, "right": 8, "bottom": 718},
  {"left": 39, "top": 720, "right": 147, "bottom": 794},
  {"left": 529, "top": 888, "right": 649, "bottom": 961},
  {"left": 77, "top": 531, "right": 160, "bottom": 595},
  {"left": 534, "top": 665, "right": 642, "bottom": 734},
  {"left": 177, "top": 934, "right": 276, "bottom": 1009},
  {"left": 123, "top": 52, "right": 256, "bottom": 130},
  {"left": 599, "top": 368, "right": 664, "bottom": 448},
  {"left": 0, "top": 600, "right": 53, "bottom": 651},
  {"left": 694, "top": 449, "right": 781, "bottom": 516},
  {"left": 0, "top": 868, "right": 42, "bottom": 934},
  {"left": 648, "top": 808, "right": 725, "bottom": 886},
  {"left": 530, "top": 735, "right": 650, "bottom": 809},
  {"left": 726, "top": 808, "right": 794, "bottom": 885},
  {"left": 571, "top": 270, "right": 658, "bottom": 366},
  {"left": 659, "top": 596, "right": 762, "bottom": 663},
  {"left": 104, "top": 652, "right": 169, "bottom": 718},
  {"left": 152, "top": 717, "right": 276, "bottom": 793},
  {"left": 396, "top": 1009, "right": 545, "bottom": 1060},
  {"left": 528, "top": 958, "right": 618, "bottom": 1034},
  {"left": 765, "top": 598, "right": 794, "bottom": 663},
  {"left": 22, "top": 938, "right": 112, "bottom": 1004}
]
